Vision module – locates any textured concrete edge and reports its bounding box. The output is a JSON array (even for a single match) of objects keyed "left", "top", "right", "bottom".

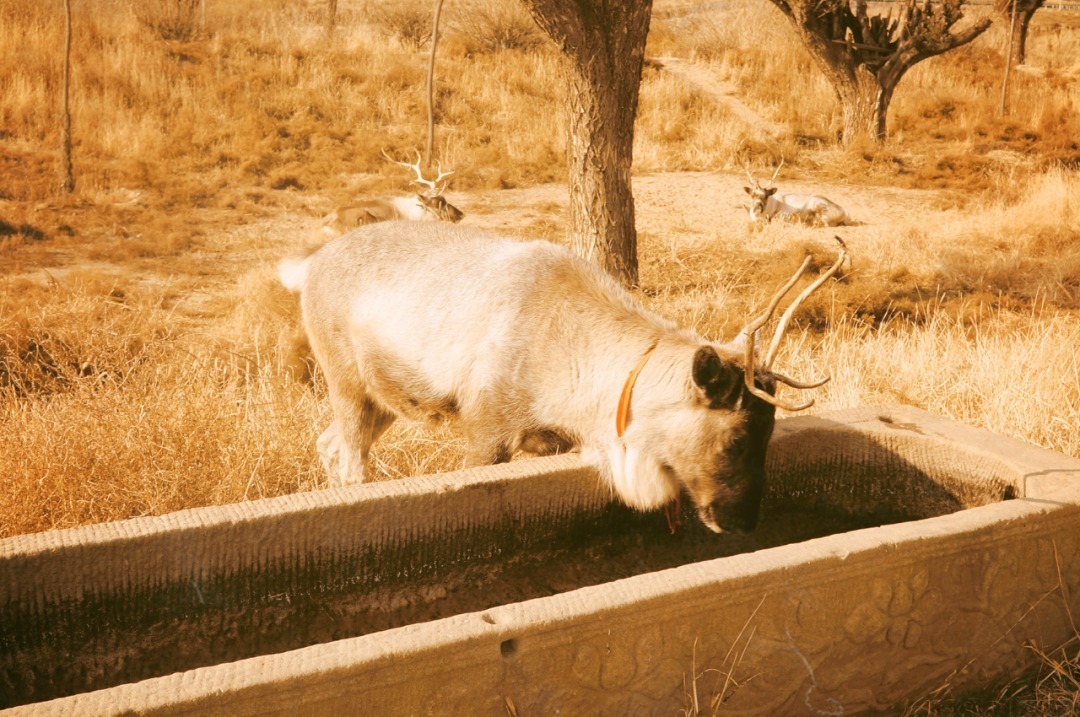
[
  {"left": 0, "top": 452, "right": 592, "bottom": 554},
  {"left": 791, "top": 404, "right": 1080, "bottom": 495},
  {"left": 0, "top": 454, "right": 604, "bottom": 604},
  {"left": 10, "top": 487, "right": 1079, "bottom": 717}
]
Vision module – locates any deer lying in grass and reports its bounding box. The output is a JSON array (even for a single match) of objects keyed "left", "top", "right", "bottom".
[
  {"left": 280, "top": 223, "right": 846, "bottom": 534},
  {"left": 321, "top": 151, "right": 464, "bottom": 237},
  {"left": 744, "top": 160, "right": 850, "bottom": 227}
]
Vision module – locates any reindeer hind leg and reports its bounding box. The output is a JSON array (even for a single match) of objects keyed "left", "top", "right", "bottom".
[{"left": 320, "top": 380, "right": 397, "bottom": 486}]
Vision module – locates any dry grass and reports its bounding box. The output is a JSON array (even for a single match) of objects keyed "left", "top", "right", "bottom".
[
  {"left": 1, "top": 0, "right": 1079, "bottom": 711},
  {"left": 0, "top": 269, "right": 319, "bottom": 535},
  {"left": 801, "top": 307, "right": 1080, "bottom": 458},
  {"left": 680, "top": 598, "right": 764, "bottom": 715},
  {"left": 0, "top": 0, "right": 1075, "bottom": 536},
  {"left": 905, "top": 641, "right": 1080, "bottom": 716}
]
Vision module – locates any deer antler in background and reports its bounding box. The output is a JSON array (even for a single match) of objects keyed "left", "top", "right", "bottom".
[
  {"left": 381, "top": 149, "right": 455, "bottom": 197},
  {"left": 764, "top": 157, "right": 784, "bottom": 189}
]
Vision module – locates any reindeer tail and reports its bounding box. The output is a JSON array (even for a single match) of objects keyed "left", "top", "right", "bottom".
[{"left": 277, "top": 253, "right": 314, "bottom": 293}]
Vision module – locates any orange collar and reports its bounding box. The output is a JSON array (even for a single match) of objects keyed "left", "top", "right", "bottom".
[{"left": 616, "top": 342, "right": 658, "bottom": 437}]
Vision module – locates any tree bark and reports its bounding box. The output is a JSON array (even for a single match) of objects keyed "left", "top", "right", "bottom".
[
  {"left": 561, "top": 39, "right": 643, "bottom": 285},
  {"left": 1011, "top": 5, "right": 1040, "bottom": 65},
  {"left": 996, "top": 0, "right": 1044, "bottom": 66},
  {"left": 823, "top": 64, "right": 884, "bottom": 143},
  {"left": 60, "top": 0, "right": 74, "bottom": 194},
  {"left": 522, "top": 0, "right": 653, "bottom": 287},
  {"left": 786, "top": 27, "right": 889, "bottom": 144},
  {"left": 326, "top": 0, "right": 337, "bottom": 38}
]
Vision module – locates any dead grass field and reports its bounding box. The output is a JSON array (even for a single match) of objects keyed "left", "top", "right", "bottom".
[{"left": 1, "top": 0, "right": 1079, "bottom": 713}]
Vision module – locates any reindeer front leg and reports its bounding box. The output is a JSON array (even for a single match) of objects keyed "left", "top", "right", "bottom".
[{"left": 463, "top": 429, "right": 513, "bottom": 467}]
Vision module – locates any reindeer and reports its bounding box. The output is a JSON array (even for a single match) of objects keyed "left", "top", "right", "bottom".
[
  {"left": 279, "top": 223, "right": 846, "bottom": 534},
  {"left": 743, "top": 159, "right": 850, "bottom": 228},
  {"left": 321, "top": 151, "right": 463, "bottom": 237}
]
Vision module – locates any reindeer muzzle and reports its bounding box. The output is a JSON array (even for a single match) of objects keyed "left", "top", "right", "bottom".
[{"left": 698, "top": 499, "right": 760, "bottom": 535}]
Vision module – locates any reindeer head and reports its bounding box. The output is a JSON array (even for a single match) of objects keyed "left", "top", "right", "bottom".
[
  {"left": 709, "top": 237, "right": 847, "bottom": 532},
  {"left": 743, "top": 159, "right": 784, "bottom": 223},
  {"left": 616, "top": 238, "right": 847, "bottom": 534},
  {"left": 382, "top": 150, "right": 465, "bottom": 223},
  {"left": 636, "top": 342, "right": 782, "bottom": 535},
  {"left": 416, "top": 194, "right": 465, "bottom": 223}
]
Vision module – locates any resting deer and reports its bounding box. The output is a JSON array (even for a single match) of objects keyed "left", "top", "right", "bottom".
[
  {"left": 744, "top": 160, "right": 850, "bottom": 228},
  {"left": 321, "top": 151, "right": 464, "bottom": 236},
  {"left": 279, "top": 220, "right": 847, "bottom": 535}
]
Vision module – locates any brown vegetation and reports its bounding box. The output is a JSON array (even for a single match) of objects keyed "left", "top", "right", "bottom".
[
  {"left": 1, "top": 0, "right": 1076, "bottom": 537},
  {"left": 1, "top": 0, "right": 1079, "bottom": 711}
]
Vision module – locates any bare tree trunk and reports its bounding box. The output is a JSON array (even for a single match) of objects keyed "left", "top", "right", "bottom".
[
  {"left": 561, "top": 40, "right": 643, "bottom": 285},
  {"left": 1001, "top": 0, "right": 1018, "bottom": 116},
  {"left": 326, "top": 0, "right": 337, "bottom": 39},
  {"left": 996, "top": 0, "right": 1044, "bottom": 66},
  {"left": 59, "top": 0, "right": 74, "bottom": 194},
  {"left": 1011, "top": 5, "right": 1040, "bottom": 65},
  {"left": 424, "top": 0, "right": 445, "bottom": 169},
  {"left": 828, "top": 65, "right": 887, "bottom": 144},
  {"left": 796, "top": 37, "right": 888, "bottom": 144},
  {"left": 522, "top": 0, "right": 653, "bottom": 287}
]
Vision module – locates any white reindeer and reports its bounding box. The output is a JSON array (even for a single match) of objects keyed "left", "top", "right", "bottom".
[
  {"left": 744, "top": 160, "right": 850, "bottom": 227},
  {"left": 321, "top": 151, "right": 463, "bottom": 237},
  {"left": 280, "top": 224, "right": 846, "bottom": 534}
]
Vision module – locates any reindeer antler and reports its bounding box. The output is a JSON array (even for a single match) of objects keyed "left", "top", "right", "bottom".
[
  {"left": 381, "top": 148, "right": 423, "bottom": 179},
  {"left": 744, "top": 158, "right": 783, "bottom": 190},
  {"left": 414, "top": 161, "right": 454, "bottom": 197},
  {"left": 764, "top": 157, "right": 784, "bottom": 189},
  {"left": 741, "top": 237, "right": 847, "bottom": 411},
  {"left": 743, "top": 161, "right": 760, "bottom": 188},
  {"left": 381, "top": 149, "right": 454, "bottom": 198}
]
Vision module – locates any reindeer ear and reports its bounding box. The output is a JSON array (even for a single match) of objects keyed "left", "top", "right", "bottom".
[
  {"left": 692, "top": 346, "right": 740, "bottom": 407},
  {"left": 727, "top": 327, "right": 760, "bottom": 356},
  {"left": 743, "top": 186, "right": 752, "bottom": 195},
  {"left": 765, "top": 187, "right": 778, "bottom": 197}
]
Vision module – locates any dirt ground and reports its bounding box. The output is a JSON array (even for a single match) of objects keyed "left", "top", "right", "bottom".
[{"left": 466, "top": 170, "right": 909, "bottom": 235}]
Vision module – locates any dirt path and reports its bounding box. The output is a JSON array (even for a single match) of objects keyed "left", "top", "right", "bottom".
[
  {"left": 652, "top": 56, "right": 787, "bottom": 142},
  {"left": 463, "top": 171, "right": 935, "bottom": 249}
]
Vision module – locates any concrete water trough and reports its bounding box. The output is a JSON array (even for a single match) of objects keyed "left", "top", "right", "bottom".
[{"left": 2, "top": 405, "right": 1079, "bottom": 715}]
